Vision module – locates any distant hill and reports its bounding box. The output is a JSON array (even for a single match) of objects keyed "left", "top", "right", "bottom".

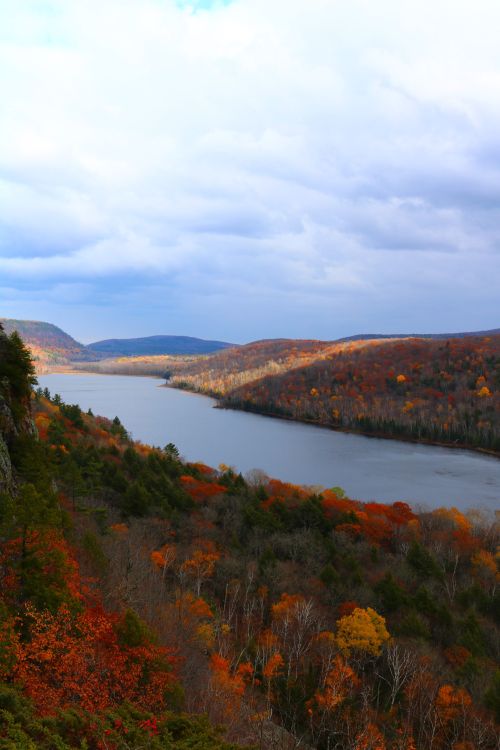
[
  {"left": 335, "top": 328, "right": 500, "bottom": 343},
  {"left": 0, "top": 318, "right": 93, "bottom": 369},
  {"left": 87, "top": 334, "right": 236, "bottom": 357},
  {"left": 0, "top": 320, "right": 236, "bottom": 369}
]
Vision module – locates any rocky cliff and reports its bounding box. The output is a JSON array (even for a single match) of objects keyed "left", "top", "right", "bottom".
[
  {"left": 0, "top": 388, "right": 14, "bottom": 494},
  {"left": 0, "top": 326, "right": 13, "bottom": 493}
]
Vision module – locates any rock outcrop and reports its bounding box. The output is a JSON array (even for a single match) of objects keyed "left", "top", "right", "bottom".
[
  {"left": 0, "top": 389, "right": 14, "bottom": 496},
  {"left": 0, "top": 326, "right": 14, "bottom": 494},
  {"left": 0, "top": 324, "right": 36, "bottom": 494},
  {"left": 0, "top": 431, "right": 12, "bottom": 494}
]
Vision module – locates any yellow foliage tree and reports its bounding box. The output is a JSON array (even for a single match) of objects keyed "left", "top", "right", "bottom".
[
  {"left": 477, "top": 385, "right": 492, "bottom": 397},
  {"left": 336, "top": 607, "right": 390, "bottom": 657}
]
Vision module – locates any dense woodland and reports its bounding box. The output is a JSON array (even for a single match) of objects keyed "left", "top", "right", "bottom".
[
  {"left": 163, "top": 337, "right": 500, "bottom": 454},
  {"left": 1, "top": 324, "right": 499, "bottom": 748}
]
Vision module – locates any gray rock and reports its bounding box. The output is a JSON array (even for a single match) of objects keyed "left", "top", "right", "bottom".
[
  {"left": 0, "top": 387, "right": 17, "bottom": 438},
  {"left": 0, "top": 432, "right": 12, "bottom": 493}
]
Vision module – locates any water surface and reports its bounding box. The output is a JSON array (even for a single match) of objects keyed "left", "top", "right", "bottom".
[{"left": 39, "top": 373, "right": 500, "bottom": 511}]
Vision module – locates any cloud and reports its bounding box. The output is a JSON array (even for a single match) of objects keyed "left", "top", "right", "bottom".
[{"left": 0, "top": 0, "right": 499, "bottom": 340}]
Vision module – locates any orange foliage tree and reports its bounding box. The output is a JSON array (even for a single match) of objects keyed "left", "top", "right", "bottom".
[
  {"left": 204, "top": 653, "right": 254, "bottom": 729},
  {"left": 181, "top": 549, "right": 220, "bottom": 596},
  {"left": 14, "top": 604, "right": 177, "bottom": 715}
]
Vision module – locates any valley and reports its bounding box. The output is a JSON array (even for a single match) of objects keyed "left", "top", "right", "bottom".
[{"left": 4, "top": 318, "right": 499, "bottom": 456}]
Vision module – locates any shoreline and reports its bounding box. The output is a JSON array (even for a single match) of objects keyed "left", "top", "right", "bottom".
[
  {"left": 37, "top": 367, "right": 164, "bottom": 379},
  {"left": 213, "top": 401, "right": 500, "bottom": 459},
  {"left": 168, "top": 383, "right": 500, "bottom": 460}
]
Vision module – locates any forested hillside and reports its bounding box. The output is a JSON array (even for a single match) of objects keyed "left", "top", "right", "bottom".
[
  {"left": 0, "top": 319, "right": 93, "bottom": 371},
  {"left": 1, "top": 324, "right": 499, "bottom": 748},
  {"left": 170, "top": 339, "right": 338, "bottom": 390},
  {"left": 166, "top": 336, "right": 500, "bottom": 454}
]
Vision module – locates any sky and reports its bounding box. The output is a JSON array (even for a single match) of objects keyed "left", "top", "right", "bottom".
[{"left": 1, "top": 0, "right": 500, "bottom": 344}]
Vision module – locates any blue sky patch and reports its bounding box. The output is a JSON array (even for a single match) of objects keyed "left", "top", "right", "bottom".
[{"left": 176, "top": 0, "right": 235, "bottom": 11}]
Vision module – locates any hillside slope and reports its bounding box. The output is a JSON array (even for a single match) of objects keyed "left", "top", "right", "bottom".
[
  {"left": 0, "top": 322, "right": 248, "bottom": 750},
  {"left": 169, "top": 338, "right": 342, "bottom": 392}
]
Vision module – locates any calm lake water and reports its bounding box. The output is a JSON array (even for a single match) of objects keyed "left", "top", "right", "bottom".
[{"left": 39, "top": 373, "right": 500, "bottom": 512}]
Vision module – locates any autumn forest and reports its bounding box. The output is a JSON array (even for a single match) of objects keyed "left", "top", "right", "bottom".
[{"left": 3, "top": 0, "right": 500, "bottom": 747}]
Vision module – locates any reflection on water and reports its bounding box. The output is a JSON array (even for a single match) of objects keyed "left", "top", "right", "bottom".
[{"left": 39, "top": 374, "right": 500, "bottom": 511}]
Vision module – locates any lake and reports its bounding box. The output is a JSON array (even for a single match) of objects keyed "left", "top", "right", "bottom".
[{"left": 38, "top": 373, "right": 500, "bottom": 512}]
